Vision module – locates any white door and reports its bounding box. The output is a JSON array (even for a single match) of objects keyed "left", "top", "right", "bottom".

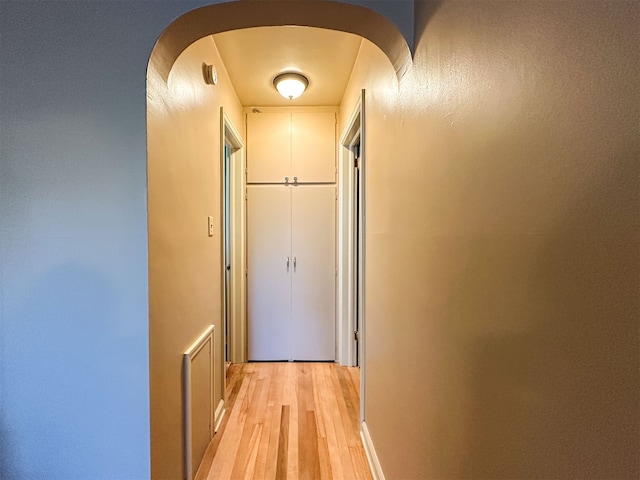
[
  {"left": 291, "top": 112, "right": 336, "bottom": 183},
  {"left": 247, "top": 185, "right": 336, "bottom": 361},
  {"left": 246, "top": 185, "right": 292, "bottom": 360},
  {"left": 291, "top": 185, "right": 336, "bottom": 360},
  {"left": 246, "top": 112, "right": 290, "bottom": 183}
]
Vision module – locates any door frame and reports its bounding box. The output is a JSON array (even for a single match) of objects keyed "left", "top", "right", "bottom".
[
  {"left": 220, "top": 107, "right": 246, "bottom": 369},
  {"left": 338, "top": 91, "right": 366, "bottom": 394}
]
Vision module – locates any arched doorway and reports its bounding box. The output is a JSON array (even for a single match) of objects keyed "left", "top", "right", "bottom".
[{"left": 147, "top": 2, "right": 408, "bottom": 478}]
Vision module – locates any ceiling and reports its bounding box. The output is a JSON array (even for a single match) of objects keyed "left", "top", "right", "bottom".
[{"left": 212, "top": 26, "right": 363, "bottom": 107}]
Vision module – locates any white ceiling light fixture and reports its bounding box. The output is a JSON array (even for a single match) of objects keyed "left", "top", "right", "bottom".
[{"left": 273, "top": 72, "right": 309, "bottom": 100}]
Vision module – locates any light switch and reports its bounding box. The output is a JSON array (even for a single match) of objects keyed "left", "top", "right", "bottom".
[{"left": 208, "top": 216, "right": 214, "bottom": 237}]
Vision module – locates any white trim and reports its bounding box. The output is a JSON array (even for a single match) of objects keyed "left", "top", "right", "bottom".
[
  {"left": 183, "top": 324, "right": 215, "bottom": 480},
  {"left": 359, "top": 89, "right": 367, "bottom": 421},
  {"left": 361, "top": 421, "right": 385, "bottom": 480},
  {"left": 338, "top": 92, "right": 364, "bottom": 367},
  {"left": 338, "top": 90, "right": 367, "bottom": 424},
  {"left": 220, "top": 107, "right": 247, "bottom": 366},
  {"left": 214, "top": 399, "right": 225, "bottom": 432},
  {"left": 339, "top": 98, "right": 363, "bottom": 146},
  {"left": 222, "top": 109, "right": 245, "bottom": 150},
  {"left": 185, "top": 324, "right": 215, "bottom": 356}
]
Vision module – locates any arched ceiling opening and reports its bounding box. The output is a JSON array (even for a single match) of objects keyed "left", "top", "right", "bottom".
[{"left": 150, "top": 0, "right": 412, "bottom": 84}]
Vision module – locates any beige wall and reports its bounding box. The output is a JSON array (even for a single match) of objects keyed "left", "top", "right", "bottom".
[
  {"left": 342, "top": 1, "right": 639, "bottom": 478},
  {"left": 147, "top": 35, "right": 243, "bottom": 479}
]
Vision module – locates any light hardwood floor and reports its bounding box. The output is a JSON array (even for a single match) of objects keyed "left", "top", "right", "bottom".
[{"left": 196, "top": 362, "right": 373, "bottom": 480}]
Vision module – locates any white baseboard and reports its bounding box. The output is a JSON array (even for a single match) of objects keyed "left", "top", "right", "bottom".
[
  {"left": 361, "top": 421, "right": 386, "bottom": 480},
  {"left": 214, "top": 399, "right": 225, "bottom": 433}
]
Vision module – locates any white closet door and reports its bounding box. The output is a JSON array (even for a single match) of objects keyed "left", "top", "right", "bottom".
[
  {"left": 291, "top": 186, "right": 336, "bottom": 360},
  {"left": 246, "top": 112, "right": 291, "bottom": 183},
  {"left": 292, "top": 112, "right": 336, "bottom": 183},
  {"left": 247, "top": 186, "right": 291, "bottom": 360}
]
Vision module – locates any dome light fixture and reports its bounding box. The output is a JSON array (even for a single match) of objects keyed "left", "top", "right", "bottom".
[{"left": 273, "top": 72, "right": 309, "bottom": 100}]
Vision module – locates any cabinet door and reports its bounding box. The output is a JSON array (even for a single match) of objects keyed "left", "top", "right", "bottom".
[
  {"left": 291, "top": 186, "right": 336, "bottom": 361},
  {"left": 292, "top": 112, "right": 336, "bottom": 183},
  {"left": 247, "top": 112, "right": 291, "bottom": 183},
  {"left": 247, "top": 186, "right": 292, "bottom": 360}
]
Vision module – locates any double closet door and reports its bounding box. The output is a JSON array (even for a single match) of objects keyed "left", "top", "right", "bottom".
[
  {"left": 247, "top": 185, "right": 335, "bottom": 361},
  {"left": 246, "top": 111, "right": 336, "bottom": 361}
]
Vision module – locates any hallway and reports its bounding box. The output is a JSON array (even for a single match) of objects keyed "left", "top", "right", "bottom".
[
  {"left": 2, "top": 1, "right": 637, "bottom": 478},
  {"left": 196, "top": 363, "right": 372, "bottom": 479}
]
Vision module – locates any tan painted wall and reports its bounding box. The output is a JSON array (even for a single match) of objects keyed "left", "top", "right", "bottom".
[
  {"left": 341, "top": 1, "right": 639, "bottom": 478},
  {"left": 147, "top": 35, "right": 243, "bottom": 479}
]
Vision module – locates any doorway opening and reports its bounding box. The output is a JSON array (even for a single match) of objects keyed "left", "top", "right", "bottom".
[
  {"left": 223, "top": 140, "right": 231, "bottom": 365},
  {"left": 338, "top": 90, "right": 366, "bottom": 374},
  {"left": 148, "top": 3, "right": 409, "bottom": 476},
  {"left": 354, "top": 136, "right": 362, "bottom": 367},
  {"left": 220, "top": 108, "right": 245, "bottom": 368}
]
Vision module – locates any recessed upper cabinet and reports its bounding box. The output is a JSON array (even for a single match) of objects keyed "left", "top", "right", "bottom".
[
  {"left": 246, "top": 112, "right": 290, "bottom": 183},
  {"left": 291, "top": 112, "right": 336, "bottom": 183},
  {"left": 247, "top": 111, "right": 336, "bottom": 184}
]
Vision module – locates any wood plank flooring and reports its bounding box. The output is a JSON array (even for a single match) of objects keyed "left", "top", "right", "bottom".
[{"left": 196, "top": 362, "right": 372, "bottom": 480}]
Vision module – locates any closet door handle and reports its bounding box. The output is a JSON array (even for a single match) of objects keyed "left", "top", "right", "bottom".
[
  {"left": 293, "top": 256, "right": 297, "bottom": 271},
  {"left": 286, "top": 257, "right": 290, "bottom": 270}
]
